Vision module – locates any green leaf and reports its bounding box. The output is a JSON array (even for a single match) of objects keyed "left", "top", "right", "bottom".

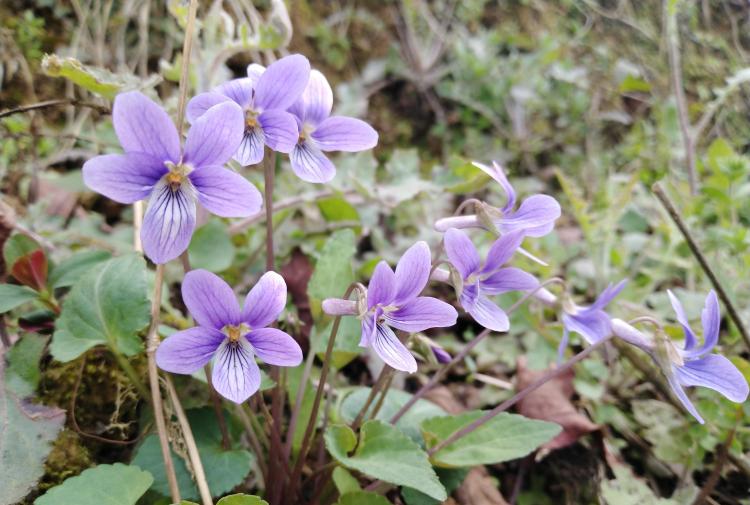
[
  {"left": 216, "top": 494, "right": 269, "bottom": 505},
  {"left": 285, "top": 365, "right": 316, "bottom": 453},
  {"left": 41, "top": 55, "right": 160, "bottom": 99},
  {"left": 50, "top": 254, "right": 150, "bottom": 362},
  {"left": 34, "top": 463, "right": 153, "bottom": 505},
  {"left": 332, "top": 466, "right": 361, "bottom": 495},
  {"left": 325, "top": 421, "right": 446, "bottom": 501},
  {"left": 188, "top": 220, "right": 236, "bottom": 272},
  {"left": 422, "top": 411, "right": 561, "bottom": 467},
  {"left": 619, "top": 75, "right": 651, "bottom": 93},
  {"left": 339, "top": 387, "right": 446, "bottom": 443},
  {"left": 5, "top": 334, "right": 48, "bottom": 396},
  {"left": 601, "top": 465, "right": 678, "bottom": 505},
  {"left": 335, "top": 491, "right": 391, "bottom": 505},
  {"left": 311, "top": 316, "right": 362, "bottom": 369},
  {"left": 0, "top": 283, "right": 38, "bottom": 313},
  {"left": 401, "top": 468, "right": 468, "bottom": 505},
  {"left": 1, "top": 371, "right": 65, "bottom": 504},
  {"left": 48, "top": 250, "right": 111, "bottom": 289},
  {"left": 3, "top": 234, "right": 40, "bottom": 270},
  {"left": 132, "top": 408, "right": 254, "bottom": 500},
  {"left": 308, "top": 229, "right": 357, "bottom": 303},
  {"left": 318, "top": 196, "right": 360, "bottom": 223}
]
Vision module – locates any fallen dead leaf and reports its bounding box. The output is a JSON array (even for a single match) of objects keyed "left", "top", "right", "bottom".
[
  {"left": 455, "top": 467, "right": 510, "bottom": 505},
  {"left": 515, "top": 356, "right": 599, "bottom": 451}
]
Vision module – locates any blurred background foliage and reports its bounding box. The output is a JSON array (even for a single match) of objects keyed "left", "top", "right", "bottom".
[{"left": 3, "top": 0, "right": 750, "bottom": 504}]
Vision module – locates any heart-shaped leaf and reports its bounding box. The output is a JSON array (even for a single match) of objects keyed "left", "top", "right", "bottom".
[
  {"left": 421, "top": 411, "right": 561, "bottom": 467},
  {"left": 50, "top": 254, "right": 150, "bottom": 362},
  {"left": 34, "top": 463, "right": 153, "bottom": 505},
  {"left": 325, "top": 420, "right": 446, "bottom": 501}
]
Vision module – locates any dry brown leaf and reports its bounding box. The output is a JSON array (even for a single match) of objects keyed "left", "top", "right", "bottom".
[
  {"left": 455, "top": 467, "right": 510, "bottom": 505},
  {"left": 515, "top": 356, "right": 599, "bottom": 451}
]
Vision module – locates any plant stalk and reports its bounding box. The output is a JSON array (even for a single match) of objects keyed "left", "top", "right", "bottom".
[
  {"left": 652, "top": 182, "right": 750, "bottom": 351},
  {"left": 145, "top": 264, "right": 181, "bottom": 503},
  {"left": 165, "top": 376, "right": 213, "bottom": 505},
  {"left": 427, "top": 336, "right": 611, "bottom": 457}
]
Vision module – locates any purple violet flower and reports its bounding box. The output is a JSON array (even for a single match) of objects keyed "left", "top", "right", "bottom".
[
  {"left": 83, "top": 91, "right": 261, "bottom": 264},
  {"left": 186, "top": 54, "right": 311, "bottom": 166},
  {"left": 322, "top": 242, "right": 457, "bottom": 373},
  {"left": 156, "top": 269, "right": 302, "bottom": 403},
  {"left": 474, "top": 161, "right": 561, "bottom": 236},
  {"left": 442, "top": 228, "right": 538, "bottom": 332},
  {"left": 559, "top": 280, "right": 627, "bottom": 356},
  {"left": 613, "top": 291, "right": 749, "bottom": 423},
  {"left": 287, "top": 69, "right": 378, "bottom": 183}
]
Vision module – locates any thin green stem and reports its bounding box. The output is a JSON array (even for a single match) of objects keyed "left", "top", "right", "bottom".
[
  {"left": 352, "top": 365, "right": 393, "bottom": 430},
  {"left": 287, "top": 283, "right": 358, "bottom": 504}
]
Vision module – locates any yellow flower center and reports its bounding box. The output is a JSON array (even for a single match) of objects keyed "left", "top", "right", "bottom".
[
  {"left": 246, "top": 110, "right": 259, "bottom": 129},
  {"left": 226, "top": 325, "right": 243, "bottom": 343},
  {"left": 163, "top": 161, "right": 193, "bottom": 190}
]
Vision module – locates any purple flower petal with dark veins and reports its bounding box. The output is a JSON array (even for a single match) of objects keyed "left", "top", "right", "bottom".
[
  {"left": 322, "top": 241, "right": 456, "bottom": 373},
  {"left": 371, "top": 322, "right": 418, "bottom": 374},
  {"left": 84, "top": 91, "right": 256, "bottom": 264},
  {"left": 287, "top": 69, "right": 378, "bottom": 183},
  {"left": 442, "top": 228, "right": 535, "bottom": 332},
  {"left": 141, "top": 181, "right": 197, "bottom": 265},
  {"left": 290, "top": 141, "right": 336, "bottom": 183},
  {"left": 156, "top": 269, "right": 302, "bottom": 403}
]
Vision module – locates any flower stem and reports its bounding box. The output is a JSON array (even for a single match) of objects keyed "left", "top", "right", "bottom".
[
  {"left": 352, "top": 365, "right": 393, "bottom": 430},
  {"left": 146, "top": 264, "right": 181, "bottom": 503},
  {"left": 165, "top": 375, "right": 213, "bottom": 505},
  {"left": 427, "top": 335, "right": 611, "bottom": 457},
  {"left": 288, "top": 283, "right": 358, "bottom": 503},
  {"left": 264, "top": 150, "right": 276, "bottom": 272},
  {"left": 175, "top": 0, "right": 199, "bottom": 137}
]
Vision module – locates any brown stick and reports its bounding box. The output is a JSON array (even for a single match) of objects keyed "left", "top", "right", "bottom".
[
  {"left": 428, "top": 337, "right": 610, "bottom": 457},
  {"left": 652, "top": 182, "right": 750, "bottom": 351},
  {"left": 0, "top": 99, "right": 109, "bottom": 119},
  {"left": 692, "top": 427, "right": 736, "bottom": 505}
]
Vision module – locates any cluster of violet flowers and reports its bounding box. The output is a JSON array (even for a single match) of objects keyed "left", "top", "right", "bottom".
[
  {"left": 82, "top": 52, "right": 747, "bottom": 422},
  {"left": 83, "top": 54, "right": 376, "bottom": 402}
]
